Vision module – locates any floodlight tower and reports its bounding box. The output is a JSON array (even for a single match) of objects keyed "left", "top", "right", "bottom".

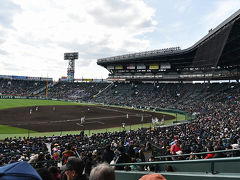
[{"left": 64, "top": 52, "right": 78, "bottom": 82}]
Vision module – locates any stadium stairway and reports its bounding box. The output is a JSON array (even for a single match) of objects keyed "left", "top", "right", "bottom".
[
  {"left": 32, "top": 82, "right": 53, "bottom": 95},
  {"left": 92, "top": 82, "right": 113, "bottom": 98}
]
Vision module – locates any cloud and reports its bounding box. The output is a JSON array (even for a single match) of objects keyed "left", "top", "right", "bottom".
[
  {"left": 170, "top": 22, "right": 184, "bottom": 31},
  {"left": 0, "top": 0, "right": 21, "bottom": 29},
  {"left": 174, "top": 0, "right": 193, "bottom": 13},
  {"left": 202, "top": 0, "right": 240, "bottom": 29},
  {"left": 0, "top": 0, "right": 156, "bottom": 80},
  {"left": 88, "top": 0, "right": 156, "bottom": 33},
  {"left": 17, "top": 33, "right": 53, "bottom": 48},
  {"left": 1, "top": 60, "right": 23, "bottom": 73},
  {"left": 0, "top": 0, "right": 20, "bottom": 55},
  {"left": 0, "top": 0, "right": 239, "bottom": 81},
  {"left": 0, "top": 49, "right": 8, "bottom": 55},
  {"left": 0, "top": 38, "right": 5, "bottom": 44}
]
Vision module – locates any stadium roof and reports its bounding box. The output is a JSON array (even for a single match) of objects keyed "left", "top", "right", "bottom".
[{"left": 97, "top": 9, "right": 240, "bottom": 69}]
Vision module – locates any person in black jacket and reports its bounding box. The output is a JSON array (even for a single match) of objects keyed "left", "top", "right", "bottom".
[
  {"left": 93, "top": 151, "right": 104, "bottom": 165},
  {"left": 85, "top": 153, "right": 94, "bottom": 176},
  {"left": 115, "top": 147, "right": 131, "bottom": 170},
  {"left": 127, "top": 142, "right": 135, "bottom": 158},
  {"left": 103, "top": 144, "right": 115, "bottom": 164},
  {"left": 213, "top": 145, "right": 226, "bottom": 158}
]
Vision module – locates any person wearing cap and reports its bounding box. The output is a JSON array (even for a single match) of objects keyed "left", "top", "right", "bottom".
[
  {"left": 60, "top": 157, "right": 87, "bottom": 180},
  {"left": 62, "top": 145, "right": 75, "bottom": 165},
  {"left": 170, "top": 140, "right": 182, "bottom": 160},
  {"left": 115, "top": 147, "right": 131, "bottom": 170}
]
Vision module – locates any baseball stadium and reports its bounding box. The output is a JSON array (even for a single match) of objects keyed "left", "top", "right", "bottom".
[{"left": 0, "top": 8, "right": 240, "bottom": 180}]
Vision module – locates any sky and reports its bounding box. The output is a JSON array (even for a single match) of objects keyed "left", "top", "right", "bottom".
[{"left": 0, "top": 0, "right": 239, "bottom": 80}]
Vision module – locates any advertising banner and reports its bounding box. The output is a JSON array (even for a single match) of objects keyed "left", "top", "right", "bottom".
[
  {"left": 82, "top": 79, "right": 93, "bottom": 82},
  {"left": 149, "top": 64, "right": 159, "bottom": 70},
  {"left": 107, "top": 65, "right": 114, "bottom": 70},
  {"left": 27, "top": 77, "right": 41, "bottom": 81},
  {"left": 161, "top": 63, "right": 171, "bottom": 69},
  {"left": 126, "top": 64, "right": 135, "bottom": 70},
  {"left": 41, "top": 77, "right": 53, "bottom": 81},
  {"left": 136, "top": 64, "right": 146, "bottom": 69},
  {"left": 13, "top": 76, "right": 27, "bottom": 80},
  {"left": 115, "top": 65, "right": 123, "bottom": 70},
  {"left": 0, "top": 75, "right": 12, "bottom": 79}
]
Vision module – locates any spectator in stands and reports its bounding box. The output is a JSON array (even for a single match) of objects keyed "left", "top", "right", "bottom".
[
  {"left": 127, "top": 141, "right": 135, "bottom": 158},
  {"left": 204, "top": 145, "right": 215, "bottom": 159},
  {"left": 118, "top": 141, "right": 126, "bottom": 153},
  {"left": 93, "top": 151, "right": 104, "bottom": 165},
  {"left": 145, "top": 142, "right": 152, "bottom": 152},
  {"left": 28, "top": 152, "right": 46, "bottom": 168},
  {"left": 0, "top": 161, "right": 43, "bottom": 180},
  {"left": 187, "top": 152, "right": 197, "bottom": 160},
  {"left": 213, "top": 145, "right": 226, "bottom": 158},
  {"left": 60, "top": 157, "right": 87, "bottom": 180},
  {"left": 85, "top": 152, "right": 94, "bottom": 176},
  {"left": 103, "top": 144, "right": 115, "bottom": 164},
  {"left": 115, "top": 147, "right": 131, "bottom": 170},
  {"left": 148, "top": 155, "right": 157, "bottom": 171},
  {"left": 139, "top": 145, "right": 145, "bottom": 162},
  {"left": 62, "top": 144, "right": 75, "bottom": 165},
  {"left": 89, "top": 163, "right": 115, "bottom": 180},
  {"left": 37, "top": 168, "right": 54, "bottom": 180},
  {"left": 48, "top": 166, "right": 61, "bottom": 180},
  {"left": 231, "top": 144, "right": 240, "bottom": 157},
  {"left": 139, "top": 174, "right": 166, "bottom": 180},
  {"left": 170, "top": 140, "right": 182, "bottom": 160}
]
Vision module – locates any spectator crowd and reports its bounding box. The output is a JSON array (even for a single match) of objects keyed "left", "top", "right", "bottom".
[
  {"left": 0, "top": 78, "right": 49, "bottom": 96},
  {"left": 0, "top": 81, "right": 240, "bottom": 179}
]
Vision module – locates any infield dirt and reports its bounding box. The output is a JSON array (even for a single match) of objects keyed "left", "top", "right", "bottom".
[{"left": 0, "top": 105, "right": 174, "bottom": 132}]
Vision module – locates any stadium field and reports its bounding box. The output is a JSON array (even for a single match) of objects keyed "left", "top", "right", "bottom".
[{"left": 0, "top": 99, "right": 182, "bottom": 139}]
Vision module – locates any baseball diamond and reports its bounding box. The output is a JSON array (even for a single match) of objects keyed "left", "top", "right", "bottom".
[{"left": 0, "top": 105, "right": 174, "bottom": 132}]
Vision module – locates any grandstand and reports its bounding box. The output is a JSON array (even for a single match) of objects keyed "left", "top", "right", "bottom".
[
  {"left": 97, "top": 9, "right": 240, "bottom": 82},
  {"left": 0, "top": 9, "right": 240, "bottom": 180},
  {"left": 0, "top": 75, "right": 52, "bottom": 96},
  {"left": 92, "top": 10, "right": 240, "bottom": 179},
  {"left": 38, "top": 81, "right": 110, "bottom": 101}
]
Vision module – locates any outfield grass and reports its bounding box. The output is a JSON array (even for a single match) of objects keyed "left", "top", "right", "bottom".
[
  {"left": 0, "top": 99, "right": 90, "bottom": 138},
  {"left": 0, "top": 125, "right": 35, "bottom": 134},
  {"left": 0, "top": 123, "right": 155, "bottom": 139},
  {"left": 0, "top": 99, "right": 87, "bottom": 110},
  {"left": 0, "top": 99, "right": 185, "bottom": 139}
]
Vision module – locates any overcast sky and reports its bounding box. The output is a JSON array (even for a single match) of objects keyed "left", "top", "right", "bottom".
[{"left": 0, "top": 0, "right": 239, "bottom": 80}]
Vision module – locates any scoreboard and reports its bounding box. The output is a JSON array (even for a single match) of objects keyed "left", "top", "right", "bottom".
[{"left": 64, "top": 52, "right": 78, "bottom": 60}]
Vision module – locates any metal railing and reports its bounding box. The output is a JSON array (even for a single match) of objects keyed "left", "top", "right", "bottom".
[
  {"left": 155, "top": 148, "right": 240, "bottom": 159},
  {"left": 110, "top": 156, "right": 240, "bottom": 174}
]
